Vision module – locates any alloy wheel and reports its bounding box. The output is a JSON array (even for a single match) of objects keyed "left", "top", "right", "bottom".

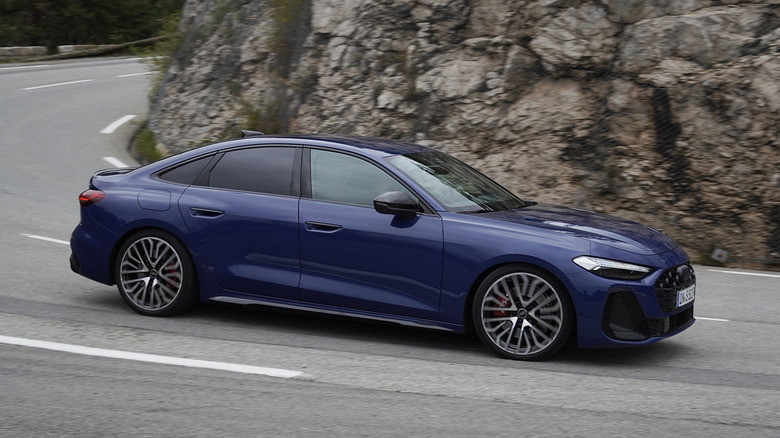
[
  {"left": 119, "top": 236, "right": 184, "bottom": 312},
  {"left": 475, "top": 268, "right": 571, "bottom": 360}
]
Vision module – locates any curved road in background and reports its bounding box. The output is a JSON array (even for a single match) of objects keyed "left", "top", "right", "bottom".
[{"left": 0, "top": 58, "right": 778, "bottom": 437}]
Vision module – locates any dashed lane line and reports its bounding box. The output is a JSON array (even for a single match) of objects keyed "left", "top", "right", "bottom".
[
  {"left": 706, "top": 269, "right": 780, "bottom": 279},
  {"left": 21, "top": 234, "right": 69, "bottom": 245},
  {"left": 696, "top": 317, "right": 730, "bottom": 322},
  {"left": 102, "top": 156, "right": 130, "bottom": 168},
  {"left": 116, "top": 72, "right": 153, "bottom": 78},
  {"left": 22, "top": 79, "right": 92, "bottom": 90},
  {"left": 100, "top": 115, "right": 137, "bottom": 134}
]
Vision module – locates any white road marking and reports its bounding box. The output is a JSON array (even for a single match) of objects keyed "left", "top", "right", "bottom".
[
  {"left": 103, "top": 156, "right": 130, "bottom": 168},
  {"left": 697, "top": 317, "right": 730, "bottom": 322},
  {"left": 100, "top": 115, "right": 137, "bottom": 134},
  {"left": 706, "top": 269, "right": 780, "bottom": 279},
  {"left": 0, "top": 64, "right": 51, "bottom": 71},
  {"left": 22, "top": 79, "right": 92, "bottom": 90},
  {"left": 0, "top": 335, "right": 304, "bottom": 379},
  {"left": 22, "top": 234, "right": 69, "bottom": 245},
  {"left": 116, "top": 72, "right": 152, "bottom": 78}
]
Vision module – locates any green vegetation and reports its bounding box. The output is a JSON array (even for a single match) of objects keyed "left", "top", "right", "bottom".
[
  {"left": 230, "top": 0, "right": 313, "bottom": 135},
  {"left": 270, "top": 0, "right": 310, "bottom": 77},
  {"left": 691, "top": 247, "right": 728, "bottom": 267},
  {"left": 377, "top": 51, "right": 425, "bottom": 102},
  {"left": 134, "top": 9, "right": 186, "bottom": 100},
  {"left": 233, "top": 100, "right": 285, "bottom": 137},
  {"left": 131, "top": 123, "right": 164, "bottom": 163},
  {"left": 0, "top": 0, "right": 185, "bottom": 53}
]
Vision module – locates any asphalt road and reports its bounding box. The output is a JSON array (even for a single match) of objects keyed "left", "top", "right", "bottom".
[{"left": 0, "top": 58, "right": 778, "bottom": 437}]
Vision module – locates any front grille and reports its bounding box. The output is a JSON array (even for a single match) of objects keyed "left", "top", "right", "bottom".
[
  {"left": 654, "top": 262, "right": 696, "bottom": 312},
  {"left": 647, "top": 306, "right": 695, "bottom": 336}
]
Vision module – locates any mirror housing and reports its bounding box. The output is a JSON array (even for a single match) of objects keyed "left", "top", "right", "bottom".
[{"left": 373, "top": 191, "right": 419, "bottom": 220}]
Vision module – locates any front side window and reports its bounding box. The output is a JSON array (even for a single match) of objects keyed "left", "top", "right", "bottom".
[
  {"left": 310, "top": 149, "right": 411, "bottom": 207},
  {"left": 208, "top": 147, "right": 296, "bottom": 195},
  {"left": 389, "top": 151, "right": 525, "bottom": 213}
]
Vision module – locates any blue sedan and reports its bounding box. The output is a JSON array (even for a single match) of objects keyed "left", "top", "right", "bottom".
[{"left": 70, "top": 133, "right": 695, "bottom": 360}]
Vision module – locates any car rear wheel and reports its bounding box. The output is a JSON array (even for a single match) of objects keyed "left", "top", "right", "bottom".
[
  {"left": 115, "top": 229, "right": 197, "bottom": 316},
  {"left": 473, "top": 265, "right": 573, "bottom": 360}
]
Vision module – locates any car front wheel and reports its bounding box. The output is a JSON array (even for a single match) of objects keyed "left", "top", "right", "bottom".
[
  {"left": 115, "top": 229, "right": 197, "bottom": 316},
  {"left": 473, "top": 265, "right": 573, "bottom": 360}
]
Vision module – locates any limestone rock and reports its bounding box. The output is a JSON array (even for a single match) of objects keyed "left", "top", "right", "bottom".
[{"left": 529, "top": 4, "right": 619, "bottom": 74}]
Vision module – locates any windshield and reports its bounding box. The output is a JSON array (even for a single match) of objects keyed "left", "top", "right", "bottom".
[{"left": 389, "top": 152, "right": 526, "bottom": 213}]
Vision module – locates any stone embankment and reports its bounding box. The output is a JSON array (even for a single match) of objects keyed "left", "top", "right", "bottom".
[
  {"left": 150, "top": 0, "right": 780, "bottom": 265},
  {"left": 0, "top": 46, "right": 47, "bottom": 57}
]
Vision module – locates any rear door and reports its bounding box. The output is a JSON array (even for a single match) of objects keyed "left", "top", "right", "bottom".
[{"left": 178, "top": 146, "right": 301, "bottom": 299}]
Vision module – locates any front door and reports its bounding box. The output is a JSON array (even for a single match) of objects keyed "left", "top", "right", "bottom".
[{"left": 298, "top": 149, "right": 443, "bottom": 320}]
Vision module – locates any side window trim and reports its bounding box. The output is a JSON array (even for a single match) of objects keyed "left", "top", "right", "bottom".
[
  {"left": 194, "top": 151, "right": 223, "bottom": 186},
  {"left": 290, "top": 147, "right": 303, "bottom": 197},
  {"left": 301, "top": 147, "right": 312, "bottom": 198}
]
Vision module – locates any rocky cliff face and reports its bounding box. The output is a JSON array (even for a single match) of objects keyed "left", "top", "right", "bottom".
[{"left": 150, "top": 0, "right": 780, "bottom": 265}]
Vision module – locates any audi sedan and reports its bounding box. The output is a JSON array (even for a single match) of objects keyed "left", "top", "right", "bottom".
[{"left": 70, "top": 132, "right": 695, "bottom": 360}]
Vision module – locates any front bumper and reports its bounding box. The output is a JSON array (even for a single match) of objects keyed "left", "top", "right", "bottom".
[
  {"left": 571, "top": 260, "right": 697, "bottom": 349},
  {"left": 602, "top": 287, "right": 695, "bottom": 341}
]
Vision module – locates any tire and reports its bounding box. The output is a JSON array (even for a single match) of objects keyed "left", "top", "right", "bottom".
[
  {"left": 115, "top": 229, "right": 198, "bottom": 316},
  {"left": 472, "top": 265, "right": 573, "bottom": 360}
]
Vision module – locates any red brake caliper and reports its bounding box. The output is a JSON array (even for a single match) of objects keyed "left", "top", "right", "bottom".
[
  {"left": 163, "top": 262, "right": 179, "bottom": 289},
  {"left": 493, "top": 295, "right": 510, "bottom": 317}
]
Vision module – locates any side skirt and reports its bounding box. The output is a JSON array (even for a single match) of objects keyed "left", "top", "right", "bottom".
[{"left": 209, "top": 295, "right": 462, "bottom": 333}]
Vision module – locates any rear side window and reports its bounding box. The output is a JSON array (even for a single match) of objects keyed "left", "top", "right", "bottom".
[
  {"left": 158, "top": 155, "right": 213, "bottom": 185},
  {"left": 208, "top": 147, "right": 296, "bottom": 196}
]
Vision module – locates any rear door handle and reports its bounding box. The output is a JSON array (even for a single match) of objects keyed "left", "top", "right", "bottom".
[
  {"left": 304, "top": 221, "right": 342, "bottom": 233},
  {"left": 190, "top": 207, "right": 224, "bottom": 218}
]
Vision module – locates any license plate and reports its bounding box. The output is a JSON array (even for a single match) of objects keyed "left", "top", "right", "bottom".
[{"left": 677, "top": 284, "right": 695, "bottom": 307}]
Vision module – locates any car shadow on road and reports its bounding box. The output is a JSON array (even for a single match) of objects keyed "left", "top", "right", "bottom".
[
  {"left": 192, "top": 301, "right": 690, "bottom": 366},
  {"left": 555, "top": 338, "right": 692, "bottom": 366},
  {"left": 196, "top": 301, "right": 487, "bottom": 357},
  {"left": 81, "top": 290, "right": 692, "bottom": 366}
]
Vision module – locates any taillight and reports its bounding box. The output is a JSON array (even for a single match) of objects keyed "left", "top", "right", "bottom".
[{"left": 79, "top": 189, "right": 105, "bottom": 207}]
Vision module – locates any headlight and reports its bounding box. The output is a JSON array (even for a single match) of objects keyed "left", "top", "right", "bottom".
[{"left": 573, "top": 256, "right": 652, "bottom": 280}]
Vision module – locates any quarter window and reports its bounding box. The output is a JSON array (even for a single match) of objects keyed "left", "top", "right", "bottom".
[
  {"left": 158, "top": 155, "right": 213, "bottom": 185},
  {"left": 310, "top": 150, "right": 412, "bottom": 207},
  {"left": 208, "top": 147, "right": 296, "bottom": 196}
]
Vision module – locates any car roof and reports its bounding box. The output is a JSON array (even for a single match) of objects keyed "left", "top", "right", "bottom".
[
  {"left": 140, "top": 133, "right": 436, "bottom": 175},
  {"left": 267, "top": 133, "right": 433, "bottom": 156}
]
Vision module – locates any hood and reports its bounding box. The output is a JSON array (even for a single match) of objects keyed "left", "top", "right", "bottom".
[{"left": 477, "top": 204, "right": 678, "bottom": 256}]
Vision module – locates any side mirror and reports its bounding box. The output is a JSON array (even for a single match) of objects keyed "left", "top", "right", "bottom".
[{"left": 373, "top": 191, "right": 419, "bottom": 220}]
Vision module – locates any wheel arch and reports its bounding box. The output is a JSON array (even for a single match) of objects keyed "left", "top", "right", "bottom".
[{"left": 108, "top": 224, "right": 195, "bottom": 285}]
